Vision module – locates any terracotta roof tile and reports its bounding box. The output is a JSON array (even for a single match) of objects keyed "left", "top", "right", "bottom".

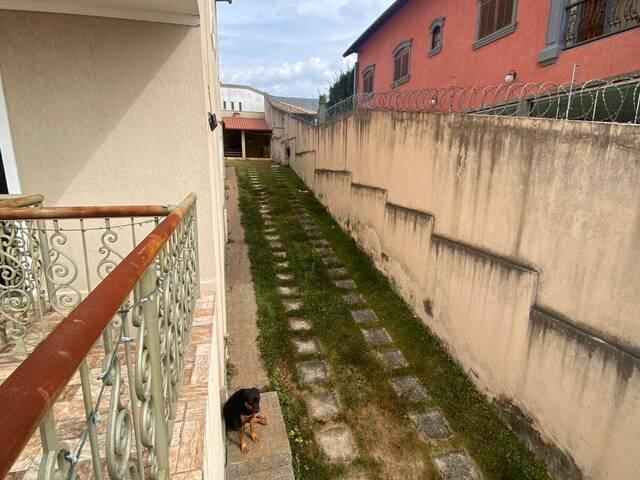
[{"left": 223, "top": 117, "right": 272, "bottom": 131}]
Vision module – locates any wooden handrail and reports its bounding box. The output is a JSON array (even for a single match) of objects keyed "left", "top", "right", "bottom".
[
  {"left": 0, "top": 192, "right": 197, "bottom": 478},
  {"left": 0, "top": 194, "right": 44, "bottom": 208},
  {"left": 0, "top": 203, "right": 172, "bottom": 220}
]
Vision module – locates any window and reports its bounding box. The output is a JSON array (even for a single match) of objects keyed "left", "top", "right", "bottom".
[
  {"left": 428, "top": 17, "right": 445, "bottom": 56},
  {"left": 362, "top": 65, "right": 375, "bottom": 94},
  {"left": 474, "top": 0, "right": 517, "bottom": 49},
  {"left": 564, "top": 0, "right": 640, "bottom": 49},
  {"left": 239, "top": 102, "right": 243, "bottom": 112},
  {"left": 392, "top": 39, "right": 412, "bottom": 87},
  {"left": 231, "top": 101, "right": 235, "bottom": 111},
  {"left": 223, "top": 101, "right": 227, "bottom": 110}
]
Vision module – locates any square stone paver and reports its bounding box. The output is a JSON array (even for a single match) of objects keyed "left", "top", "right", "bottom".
[
  {"left": 292, "top": 338, "right": 321, "bottom": 355},
  {"left": 378, "top": 349, "right": 408, "bottom": 369},
  {"left": 283, "top": 299, "right": 302, "bottom": 312},
  {"left": 351, "top": 309, "right": 378, "bottom": 324},
  {"left": 288, "top": 317, "right": 311, "bottom": 331},
  {"left": 322, "top": 256, "right": 340, "bottom": 266},
  {"left": 327, "top": 267, "right": 348, "bottom": 277},
  {"left": 273, "top": 251, "right": 287, "bottom": 259},
  {"left": 303, "top": 391, "right": 341, "bottom": 421},
  {"left": 264, "top": 227, "right": 276, "bottom": 233},
  {"left": 277, "top": 272, "right": 294, "bottom": 281},
  {"left": 361, "top": 327, "right": 391, "bottom": 345},
  {"left": 390, "top": 376, "right": 430, "bottom": 401},
  {"left": 278, "top": 286, "right": 298, "bottom": 296},
  {"left": 296, "top": 360, "right": 329, "bottom": 385},
  {"left": 264, "top": 220, "right": 275, "bottom": 227},
  {"left": 314, "top": 424, "right": 358, "bottom": 463},
  {"left": 410, "top": 410, "right": 452, "bottom": 440},
  {"left": 342, "top": 293, "right": 365, "bottom": 305},
  {"left": 266, "top": 235, "right": 280, "bottom": 241},
  {"left": 433, "top": 450, "right": 483, "bottom": 480},
  {"left": 276, "top": 261, "right": 290, "bottom": 269},
  {"left": 315, "top": 247, "right": 334, "bottom": 255},
  {"left": 312, "top": 239, "right": 329, "bottom": 246},
  {"left": 334, "top": 279, "right": 357, "bottom": 289},
  {"left": 270, "top": 241, "right": 284, "bottom": 249}
]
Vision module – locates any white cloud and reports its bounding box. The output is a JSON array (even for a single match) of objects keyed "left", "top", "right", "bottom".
[
  {"left": 217, "top": 0, "right": 395, "bottom": 96},
  {"left": 221, "top": 56, "right": 338, "bottom": 94}
]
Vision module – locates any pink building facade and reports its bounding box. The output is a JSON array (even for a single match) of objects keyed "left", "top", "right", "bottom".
[{"left": 346, "top": 0, "right": 640, "bottom": 94}]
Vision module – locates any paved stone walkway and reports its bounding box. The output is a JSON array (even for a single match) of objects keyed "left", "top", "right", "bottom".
[
  {"left": 225, "top": 167, "right": 270, "bottom": 392},
  {"left": 244, "top": 164, "right": 484, "bottom": 479},
  {"left": 227, "top": 167, "right": 294, "bottom": 480}
]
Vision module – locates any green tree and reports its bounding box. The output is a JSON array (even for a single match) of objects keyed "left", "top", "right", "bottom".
[{"left": 326, "top": 68, "right": 354, "bottom": 107}]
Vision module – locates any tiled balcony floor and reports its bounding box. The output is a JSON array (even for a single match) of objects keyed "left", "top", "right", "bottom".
[{"left": 1, "top": 291, "right": 215, "bottom": 479}]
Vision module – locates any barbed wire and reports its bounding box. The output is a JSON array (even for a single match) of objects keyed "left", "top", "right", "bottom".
[{"left": 322, "top": 76, "right": 640, "bottom": 125}]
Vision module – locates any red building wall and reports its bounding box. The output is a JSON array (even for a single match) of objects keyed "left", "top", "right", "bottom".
[{"left": 354, "top": 0, "right": 640, "bottom": 93}]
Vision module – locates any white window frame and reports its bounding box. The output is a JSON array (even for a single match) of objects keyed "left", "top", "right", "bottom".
[{"left": 0, "top": 71, "right": 22, "bottom": 194}]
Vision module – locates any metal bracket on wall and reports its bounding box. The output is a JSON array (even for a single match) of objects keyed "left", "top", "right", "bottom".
[{"left": 208, "top": 113, "right": 219, "bottom": 131}]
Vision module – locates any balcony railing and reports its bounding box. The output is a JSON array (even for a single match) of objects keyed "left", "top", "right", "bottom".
[
  {"left": 0, "top": 202, "right": 173, "bottom": 356},
  {"left": 564, "top": 0, "right": 640, "bottom": 48},
  {"left": 0, "top": 193, "right": 199, "bottom": 479}
]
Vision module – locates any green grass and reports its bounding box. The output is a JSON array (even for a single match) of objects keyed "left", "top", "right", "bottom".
[{"left": 230, "top": 160, "right": 549, "bottom": 480}]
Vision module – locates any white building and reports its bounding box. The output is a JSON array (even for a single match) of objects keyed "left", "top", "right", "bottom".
[{"left": 221, "top": 83, "right": 265, "bottom": 113}]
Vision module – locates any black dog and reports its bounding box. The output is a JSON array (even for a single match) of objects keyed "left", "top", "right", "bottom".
[{"left": 223, "top": 388, "right": 268, "bottom": 452}]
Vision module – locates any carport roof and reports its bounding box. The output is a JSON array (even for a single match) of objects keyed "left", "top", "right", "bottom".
[{"left": 223, "top": 117, "right": 272, "bottom": 132}]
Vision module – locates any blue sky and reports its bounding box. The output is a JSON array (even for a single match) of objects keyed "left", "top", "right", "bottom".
[{"left": 217, "top": 0, "right": 395, "bottom": 97}]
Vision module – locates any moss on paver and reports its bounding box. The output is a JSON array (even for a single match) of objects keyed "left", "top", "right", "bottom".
[{"left": 230, "top": 160, "right": 549, "bottom": 480}]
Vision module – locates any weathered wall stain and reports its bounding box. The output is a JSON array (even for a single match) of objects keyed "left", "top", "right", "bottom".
[{"left": 268, "top": 107, "right": 640, "bottom": 480}]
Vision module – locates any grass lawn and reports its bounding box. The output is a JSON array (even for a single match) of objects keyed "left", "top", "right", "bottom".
[{"left": 230, "top": 159, "right": 549, "bottom": 480}]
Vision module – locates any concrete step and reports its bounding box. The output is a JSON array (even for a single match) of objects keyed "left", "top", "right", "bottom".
[{"left": 227, "top": 391, "right": 294, "bottom": 480}]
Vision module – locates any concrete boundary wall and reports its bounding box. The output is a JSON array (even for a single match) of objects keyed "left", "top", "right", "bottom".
[{"left": 267, "top": 108, "right": 640, "bottom": 480}]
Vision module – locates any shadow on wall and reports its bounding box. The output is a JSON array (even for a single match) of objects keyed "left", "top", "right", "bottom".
[
  {"left": 0, "top": 11, "right": 200, "bottom": 205},
  {"left": 288, "top": 108, "right": 640, "bottom": 480}
]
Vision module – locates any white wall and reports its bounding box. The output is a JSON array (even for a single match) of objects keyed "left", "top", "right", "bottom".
[{"left": 221, "top": 85, "right": 264, "bottom": 112}]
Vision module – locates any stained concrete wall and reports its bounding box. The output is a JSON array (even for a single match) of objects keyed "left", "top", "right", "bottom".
[{"left": 268, "top": 107, "right": 640, "bottom": 480}]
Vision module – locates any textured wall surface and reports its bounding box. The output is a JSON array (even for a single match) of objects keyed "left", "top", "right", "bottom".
[
  {"left": 0, "top": 10, "right": 217, "bottom": 288},
  {"left": 270, "top": 107, "right": 640, "bottom": 480},
  {"left": 353, "top": 0, "right": 640, "bottom": 93}
]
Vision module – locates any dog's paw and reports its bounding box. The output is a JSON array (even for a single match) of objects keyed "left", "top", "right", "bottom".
[
  {"left": 251, "top": 433, "right": 259, "bottom": 443},
  {"left": 241, "top": 444, "right": 249, "bottom": 453},
  {"left": 256, "top": 414, "right": 268, "bottom": 425}
]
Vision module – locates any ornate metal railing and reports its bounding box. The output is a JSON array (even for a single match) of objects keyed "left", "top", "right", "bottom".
[
  {"left": 0, "top": 202, "right": 172, "bottom": 356},
  {"left": 564, "top": 0, "right": 640, "bottom": 49},
  {"left": 0, "top": 193, "right": 199, "bottom": 480},
  {"left": 322, "top": 75, "right": 640, "bottom": 124}
]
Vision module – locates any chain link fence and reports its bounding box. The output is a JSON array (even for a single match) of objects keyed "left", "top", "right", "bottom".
[{"left": 321, "top": 75, "right": 640, "bottom": 125}]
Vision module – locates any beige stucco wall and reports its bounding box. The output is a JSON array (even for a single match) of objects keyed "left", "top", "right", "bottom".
[
  {"left": 270, "top": 107, "right": 640, "bottom": 480},
  {"left": 0, "top": 10, "right": 217, "bottom": 289}
]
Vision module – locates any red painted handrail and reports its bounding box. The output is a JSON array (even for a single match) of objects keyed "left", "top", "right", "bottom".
[
  {"left": 0, "top": 203, "right": 172, "bottom": 220},
  {"left": 0, "top": 193, "right": 197, "bottom": 478}
]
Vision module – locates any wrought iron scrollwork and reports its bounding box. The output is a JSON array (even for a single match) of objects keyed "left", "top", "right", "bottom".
[
  {"left": 98, "top": 219, "right": 124, "bottom": 280},
  {"left": 104, "top": 316, "right": 134, "bottom": 480},
  {"left": 46, "top": 221, "right": 81, "bottom": 315},
  {"left": 564, "top": 0, "right": 639, "bottom": 48}
]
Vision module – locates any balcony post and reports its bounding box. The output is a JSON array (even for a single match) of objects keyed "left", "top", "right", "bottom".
[{"left": 142, "top": 266, "right": 170, "bottom": 479}]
